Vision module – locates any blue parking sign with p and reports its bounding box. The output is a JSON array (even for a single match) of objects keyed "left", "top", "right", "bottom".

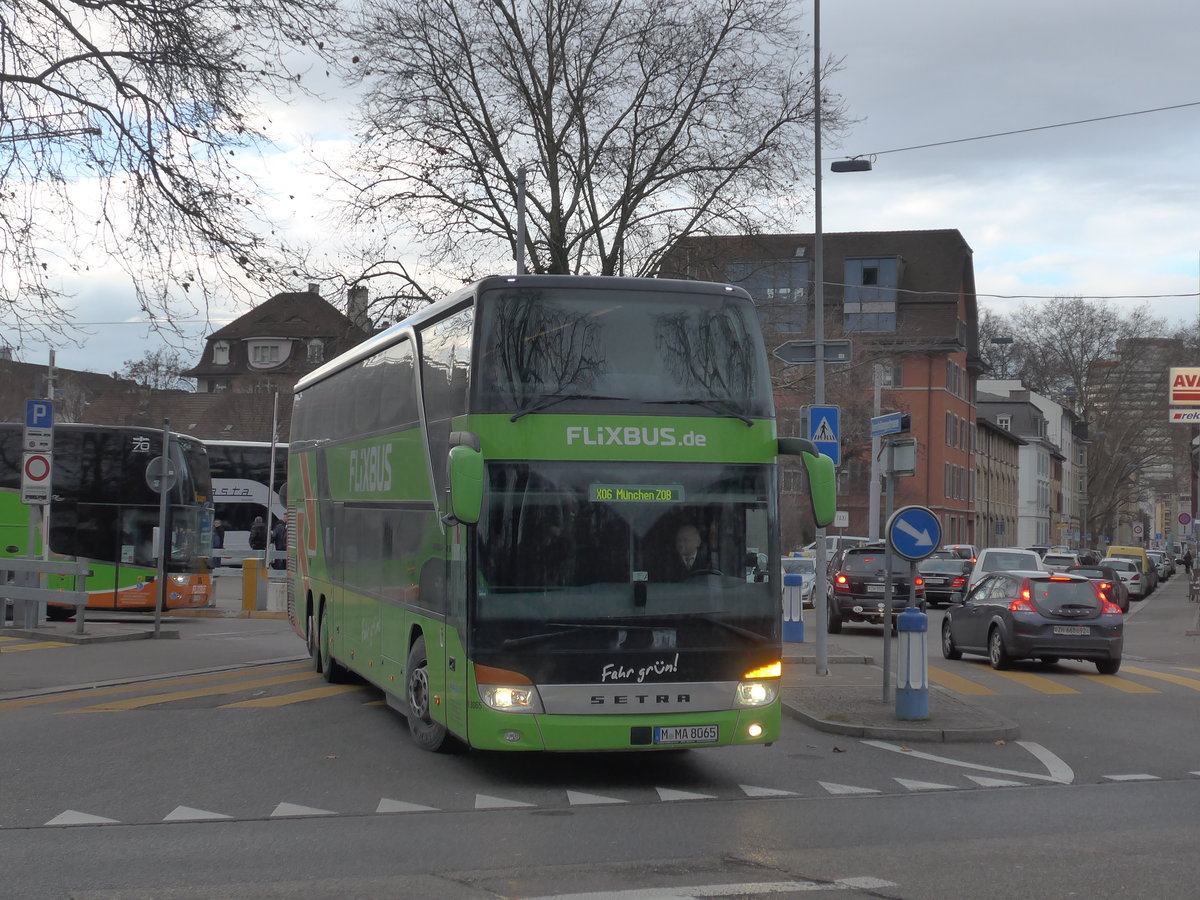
[{"left": 26, "top": 400, "right": 54, "bottom": 429}]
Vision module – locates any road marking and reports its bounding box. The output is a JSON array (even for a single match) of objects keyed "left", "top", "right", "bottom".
[
  {"left": 1122, "top": 665, "right": 1200, "bottom": 691},
  {"left": 1102, "top": 774, "right": 1160, "bottom": 781},
  {"left": 863, "top": 739, "right": 1075, "bottom": 784},
  {"left": 0, "top": 661, "right": 310, "bottom": 710},
  {"left": 376, "top": 798, "right": 438, "bottom": 813},
  {"left": 0, "top": 639, "right": 72, "bottom": 652},
  {"left": 220, "top": 684, "right": 361, "bottom": 707},
  {"left": 988, "top": 669, "right": 1080, "bottom": 694},
  {"left": 62, "top": 671, "right": 316, "bottom": 712},
  {"left": 45, "top": 810, "right": 120, "bottom": 826},
  {"left": 656, "top": 788, "right": 716, "bottom": 802},
  {"left": 926, "top": 665, "right": 997, "bottom": 695},
  {"left": 895, "top": 778, "right": 956, "bottom": 791},
  {"left": 476, "top": 794, "right": 536, "bottom": 809},
  {"left": 739, "top": 785, "right": 798, "bottom": 798},
  {"left": 965, "top": 775, "right": 1026, "bottom": 787},
  {"left": 271, "top": 802, "right": 336, "bottom": 817},
  {"left": 522, "top": 878, "right": 898, "bottom": 898},
  {"left": 163, "top": 806, "right": 232, "bottom": 821},
  {"left": 568, "top": 790, "right": 628, "bottom": 806},
  {"left": 1079, "top": 674, "right": 1159, "bottom": 693},
  {"left": 819, "top": 782, "right": 880, "bottom": 795}
]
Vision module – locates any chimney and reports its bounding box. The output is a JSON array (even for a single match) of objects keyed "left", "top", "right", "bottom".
[
  {"left": 348, "top": 285, "right": 371, "bottom": 332},
  {"left": 308, "top": 282, "right": 319, "bottom": 294}
]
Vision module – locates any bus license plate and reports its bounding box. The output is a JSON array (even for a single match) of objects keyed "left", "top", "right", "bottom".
[
  {"left": 1053, "top": 625, "right": 1090, "bottom": 635},
  {"left": 654, "top": 724, "right": 718, "bottom": 745}
]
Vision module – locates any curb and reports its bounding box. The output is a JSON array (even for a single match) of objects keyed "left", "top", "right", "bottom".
[
  {"left": 0, "top": 626, "right": 179, "bottom": 644},
  {"left": 781, "top": 700, "right": 1021, "bottom": 743}
]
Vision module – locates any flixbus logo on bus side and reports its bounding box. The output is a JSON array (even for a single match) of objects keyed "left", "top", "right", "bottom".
[
  {"left": 349, "top": 444, "right": 393, "bottom": 492},
  {"left": 565, "top": 425, "right": 707, "bottom": 448}
]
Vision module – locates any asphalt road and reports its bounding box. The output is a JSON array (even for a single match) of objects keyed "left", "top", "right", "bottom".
[{"left": 2, "top": 576, "right": 1198, "bottom": 898}]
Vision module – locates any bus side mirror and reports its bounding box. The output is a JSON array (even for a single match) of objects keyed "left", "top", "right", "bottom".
[
  {"left": 778, "top": 438, "right": 837, "bottom": 529},
  {"left": 448, "top": 444, "right": 484, "bottom": 525}
]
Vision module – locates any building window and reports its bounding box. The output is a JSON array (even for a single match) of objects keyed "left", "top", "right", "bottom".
[
  {"left": 250, "top": 343, "right": 282, "bottom": 366},
  {"left": 725, "top": 258, "right": 809, "bottom": 333},
  {"left": 996, "top": 414, "right": 1011, "bottom": 431},
  {"left": 843, "top": 257, "right": 900, "bottom": 332},
  {"left": 307, "top": 339, "right": 325, "bottom": 364},
  {"left": 212, "top": 341, "right": 230, "bottom": 365}
]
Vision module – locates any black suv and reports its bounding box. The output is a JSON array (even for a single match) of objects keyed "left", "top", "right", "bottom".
[{"left": 827, "top": 544, "right": 926, "bottom": 633}]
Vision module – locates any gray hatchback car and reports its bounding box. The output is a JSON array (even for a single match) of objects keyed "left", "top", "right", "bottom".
[{"left": 941, "top": 570, "right": 1123, "bottom": 674}]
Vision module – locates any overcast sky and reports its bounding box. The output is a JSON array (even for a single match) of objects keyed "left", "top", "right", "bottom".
[{"left": 10, "top": 0, "right": 1200, "bottom": 378}]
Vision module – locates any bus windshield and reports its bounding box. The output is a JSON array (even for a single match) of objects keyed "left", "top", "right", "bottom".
[
  {"left": 474, "top": 285, "right": 772, "bottom": 418},
  {"left": 473, "top": 461, "right": 777, "bottom": 652}
]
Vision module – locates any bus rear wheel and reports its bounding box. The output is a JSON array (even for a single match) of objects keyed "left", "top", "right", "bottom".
[
  {"left": 45, "top": 605, "right": 75, "bottom": 622},
  {"left": 317, "top": 604, "right": 347, "bottom": 684},
  {"left": 405, "top": 635, "right": 453, "bottom": 753}
]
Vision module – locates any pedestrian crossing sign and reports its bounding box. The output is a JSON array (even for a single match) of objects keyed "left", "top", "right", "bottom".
[{"left": 806, "top": 405, "right": 840, "bottom": 465}]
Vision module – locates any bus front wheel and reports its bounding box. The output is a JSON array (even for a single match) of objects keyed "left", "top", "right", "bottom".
[
  {"left": 318, "top": 605, "right": 347, "bottom": 684},
  {"left": 405, "top": 635, "right": 452, "bottom": 753}
]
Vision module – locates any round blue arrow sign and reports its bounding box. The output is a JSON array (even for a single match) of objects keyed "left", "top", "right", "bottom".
[{"left": 886, "top": 505, "right": 942, "bottom": 561}]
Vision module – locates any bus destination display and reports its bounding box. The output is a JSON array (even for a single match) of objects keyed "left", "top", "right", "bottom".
[{"left": 589, "top": 484, "right": 684, "bottom": 503}]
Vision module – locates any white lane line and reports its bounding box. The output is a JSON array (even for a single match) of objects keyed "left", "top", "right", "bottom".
[
  {"left": 818, "top": 782, "right": 880, "bottom": 795},
  {"left": 965, "top": 775, "right": 1026, "bottom": 788},
  {"left": 376, "top": 798, "right": 438, "bottom": 813},
  {"left": 895, "top": 778, "right": 956, "bottom": 791},
  {"left": 1102, "top": 774, "right": 1160, "bottom": 782},
  {"left": 862, "top": 739, "right": 1075, "bottom": 784},
  {"left": 270, "top": 802, "right": 336, "bottom": 817},
  {"left": 739, "top": 784, "right": 799, "bottom": 797},
  {"left": 44, "top": 810, "right": 120, "bottom": 826},
  {"left": 567, "top": 790, "right": 628, "bottom": 806},
  {"left": 655, "top": 788, "right": 717, "bottom": 802},
  {"left": 521, "top": 877, "right": 897, "bottom": 898},
  {"left": 475, "top": 794, "right": 536, "bottom": 809},
  {"left": 163, "top": 806, "right": 232, "bottom": 821}
]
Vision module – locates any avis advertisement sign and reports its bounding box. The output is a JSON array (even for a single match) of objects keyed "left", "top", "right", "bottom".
[{"left": 1169, "top": 368, "right": 1200, "bottom": 407}]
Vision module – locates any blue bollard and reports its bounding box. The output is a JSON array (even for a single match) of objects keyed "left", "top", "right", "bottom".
[
  {"left": 895, "top": 605, "right": 929, "bottom": 719},
  {"left": 782, "top": 572, "right": 805, "bottom": 642}
]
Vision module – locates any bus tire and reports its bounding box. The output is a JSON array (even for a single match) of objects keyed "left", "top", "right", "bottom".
[
  {"left": 45, "top": 605, "right": 75, "bottom": 622},
  {"left": 406, "top": 634, "right": 451, "bottom": 752},
  {"left": 308, "top": 612, "right": 321, "bottom": 674},
  {"left": 318, "top": 604, "right": 347, "bottom": 684}
]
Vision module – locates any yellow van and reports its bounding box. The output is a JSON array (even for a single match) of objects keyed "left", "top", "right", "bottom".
[{"left": 1105, "top": 545, "right": 1156, "bottom": 592}]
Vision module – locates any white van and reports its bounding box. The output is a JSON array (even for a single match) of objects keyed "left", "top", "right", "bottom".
[{"left": 966, "top": 547, "right": 1046, "bottom": 592}]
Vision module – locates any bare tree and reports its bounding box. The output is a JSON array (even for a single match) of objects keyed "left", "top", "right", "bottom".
[
  {"left": 336, "top": 0, "right": 843, "bottom": 318},
  {"left": 0, "top": 0, "right": 342, "bottom": 348},
  {"left": 118, "top": 347, "right": 192, "bottom": 391}
]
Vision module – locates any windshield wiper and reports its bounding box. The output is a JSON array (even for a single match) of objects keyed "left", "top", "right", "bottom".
[
  {"left": 646, "top": 398, "right": 753, "bottom": 426},
  {"left": 501, "top": 621, "right": 657, "bottom": 649},
  {"left": 510, "top": 393, "right": 630, "bottom": 422}
]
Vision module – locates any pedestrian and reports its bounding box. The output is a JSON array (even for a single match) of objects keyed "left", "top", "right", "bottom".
[
  {"left": 270, "top": 513, "right": 288, "bottom": 570},
  {"left": 1184, "top": 548, "right": 1193, "bottom": 578},
  {"left": 248, "top": 515, "right": 267, "bottom": 551}
]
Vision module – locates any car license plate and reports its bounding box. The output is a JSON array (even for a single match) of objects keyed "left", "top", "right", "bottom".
[
  {"left": 925, "top": 578, "right": 945, "bottom": 586},
  {"left": 866, "top": 584, "right": 885, "bottom": 593},
  {"left": 1053, "top": 625, "right": 1090, "bottom": 635},
  {"left": 654, "top": 724, "right": 718, "bottom": 745}
]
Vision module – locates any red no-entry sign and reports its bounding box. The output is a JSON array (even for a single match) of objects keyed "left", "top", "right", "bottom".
[{"left": 21, "top": 451, "right": 52, "bottom": 504}]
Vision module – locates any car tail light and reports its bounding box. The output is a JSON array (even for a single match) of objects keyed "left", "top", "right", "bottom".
[
  {"left": 1009, "top": 583, "right": 1036, "bottom": 613},
  {"left": 1130, "top": 572, "right": 1140, "bottom": 582},
  {"left": 1101, "top": 599, "right": 1123, "bottom": 615},
  {"left": 951, "top": 577, "right": 966, "bottom": 588},
  {"left": 834, "top": 573, "right": 850, "bottom": 593}
]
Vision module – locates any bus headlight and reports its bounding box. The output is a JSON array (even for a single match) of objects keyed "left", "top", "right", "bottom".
[
  {"left": 736, "top": 660, "right": 780, "bottom": 707},
  {"left": 475, "top": 663, "right": 543, "bottom": 714},
  {"left": 735, "top": 681, "right": 778, "bottom": 707},
  {"left": 170, "top": 575, "right": 190, "bottom": 586}
]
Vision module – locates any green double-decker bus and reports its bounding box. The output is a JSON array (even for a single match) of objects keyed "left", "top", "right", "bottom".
[{"left": 288, "top": 275, "right": 835, "bottom": 752}]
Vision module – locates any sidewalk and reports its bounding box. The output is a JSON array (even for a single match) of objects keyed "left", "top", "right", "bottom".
[{"left": 780, "top": 642, "right": 1020, "bottom": 744}]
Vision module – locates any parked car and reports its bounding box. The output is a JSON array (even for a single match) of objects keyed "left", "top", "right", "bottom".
[
  {"left": 801, "top": 535, "right": 870, "bottom": 556},
  {"left": 1106, "top": 545, "right": 1158, "bottom": 594},
  {"left": 1146, "top": 550, "right": 1173, "bottom": 581},
  {"left": 917, "top": 556, "right": 972, "bottom": 607},
  {"left": 941, "top": 571, "right": 1124, "bottom": 674},
  {"left": 826, "top": 544, "right": 925, "bottom": 633},
  {"left": 966, "top": 547, "right": 1046, "bottom": 592},
  {"left": 781, "top": 555, "right": 817, "bottom": 609},
  {"left": 1041, "top": 552, "right": 1081, "bottom": 573},
  {"left": 1025, "top": 545, "right": 1050, "bottom": 559},
  {"left": 1099, "top": 557, "right": 1146, "bottom": 600},
  {"left": 1067, "top": 563, "right": 1131, "bottom": 613}
]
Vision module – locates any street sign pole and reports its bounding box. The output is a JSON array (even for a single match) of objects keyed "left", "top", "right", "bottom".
[{"left": 155, "top": 419, "right": 171, "bottom": 637}]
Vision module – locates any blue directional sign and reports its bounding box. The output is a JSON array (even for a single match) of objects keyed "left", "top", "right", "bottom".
[
  {"left": 871, "top": 411, "right": 903, "bottom": 438},
  {"left": 26, "top": 399, "right": 54, "bottom": 429},
  {"left": 807, "top": 405, "right": 840, "bottom": 465},
  {"left": 886, "top": 505, "right": 942, "bottom": 561}
]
